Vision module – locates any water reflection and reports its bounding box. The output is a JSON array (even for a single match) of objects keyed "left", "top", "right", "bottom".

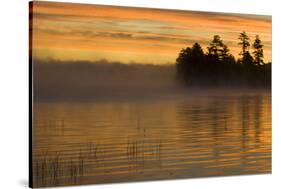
[{"left": 33, "top": 92, "right": 271, "bottom": 187}]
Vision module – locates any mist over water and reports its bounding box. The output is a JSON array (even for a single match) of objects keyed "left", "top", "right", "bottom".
[{"left": 33, "top": 59, "right": 183, "bottom": 101}]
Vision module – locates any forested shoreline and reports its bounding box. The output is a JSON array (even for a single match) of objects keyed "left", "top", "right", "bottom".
[{"left": 176, "top": 31, "right": 271, "bottom": 88}]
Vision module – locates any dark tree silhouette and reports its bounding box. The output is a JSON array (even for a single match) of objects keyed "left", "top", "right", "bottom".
[
  {"left": 221, "top": 44, "right": 229, "bottom": 59},
  {"left": 176, "top": 32, "right": 271, "bottom": 88},
  {"left": 176, "top": 47, "right": 192, "bottom": 65},
  {"left": 238, "top": 31, "right": 251, "bottom": 64},
  {"left": 207, "top": 35, "right": 235, "bottom": 64},
  {"left": 176, "top": 43, "right": 206, "bottom": 85},
  {"left": 253, "top": 35, "right": 264, "bottom": 65},
  {"left": 208, "top": 35, "right": 223, "bottom": 60},
  {"left": 243, "top": 51, "right": 254, "bottom": 65},
  {"left": 221, "top": 44, "right": 235, "bottom": 64},
  {"left": 176, "top": 47, "right": 192, "bottom": 83},
  {"left": 238, "top": 31, "right": 250, "bottom": 55},
  {"left": 190, "top": 42, "right": 205, "bottom": 64}
]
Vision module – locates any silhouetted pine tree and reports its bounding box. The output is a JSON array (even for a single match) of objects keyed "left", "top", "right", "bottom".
[
  {"left": 252, "top": 35, "right": 264, "bottom": 66},
  {"left": 207, "top": 35, "right": 223, "bottom": 62},
  {"left": 238, "top": 31, "right": 251, "bottom": 65}
]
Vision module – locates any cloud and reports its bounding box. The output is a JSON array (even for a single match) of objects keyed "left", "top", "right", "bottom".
[{"left": 31, "top": 1, "right": 272, "bottom": 63}]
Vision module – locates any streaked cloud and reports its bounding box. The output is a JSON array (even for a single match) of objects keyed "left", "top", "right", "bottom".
[{"left": 31, "top": 1, "right": 272, "bottom": 64}]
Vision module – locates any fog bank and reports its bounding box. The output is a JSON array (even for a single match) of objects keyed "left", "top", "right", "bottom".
[{"left": 33, "top": 59, "right": 180, "bottom": 101}]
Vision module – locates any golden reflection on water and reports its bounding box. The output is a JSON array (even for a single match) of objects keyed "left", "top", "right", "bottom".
[{"left": 32, "top": 93, "right": 271, "bottom": 187}]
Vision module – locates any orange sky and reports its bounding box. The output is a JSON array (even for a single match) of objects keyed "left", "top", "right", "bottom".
[{"left": 31, "top": 1, "right": 272, "bottom": 64}]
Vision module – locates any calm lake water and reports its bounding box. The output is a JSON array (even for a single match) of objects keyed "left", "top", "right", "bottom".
[{"left": 32, "top": 92, "right": 271, "bottom": 187}]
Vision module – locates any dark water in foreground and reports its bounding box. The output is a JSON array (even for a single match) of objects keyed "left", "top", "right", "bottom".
[{"left": 32, "top": 92, "right": 271, "bottom": 187}]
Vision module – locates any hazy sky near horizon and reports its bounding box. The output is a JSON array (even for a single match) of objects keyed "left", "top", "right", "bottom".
[{"left": 31, "top": 1, "right": 272, "bottom": 64}]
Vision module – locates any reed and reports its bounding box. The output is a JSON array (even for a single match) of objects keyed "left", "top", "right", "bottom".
[{"left": 33, "top": 150, "right": 85, "bottom": 187}]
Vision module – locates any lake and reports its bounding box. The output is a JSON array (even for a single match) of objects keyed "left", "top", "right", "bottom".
[{"left": 32, "top": 91, "right": 271, "bottom": 187}]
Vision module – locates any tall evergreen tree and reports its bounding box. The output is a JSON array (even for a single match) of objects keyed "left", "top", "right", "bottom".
[
  {"left": 238, "top": 31, "right": 251, "bottom": 64},
  {"left": 252, "top": 35, "right": 264, "bottom": 65},
  {"left": 208, "top": 35, "right": 223, "bottom": 57},
  {"left": 207, "top": 35, "right": 225, "bottom": 63},
  {"left": 176, "top": 47, "right": 192, "bottom": 65},
  {"left": 207, "top": 35, "right": 233, "bottom": 63},
  {"left": 191, "top": 42, "right": 204, "bottom": 62}
]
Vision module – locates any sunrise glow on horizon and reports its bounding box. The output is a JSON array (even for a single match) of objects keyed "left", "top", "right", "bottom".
[{"left": 31, "top": 1, "right": 272, "bottom": 64}]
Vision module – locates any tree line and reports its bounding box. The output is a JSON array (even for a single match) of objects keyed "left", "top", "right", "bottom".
[{"left": 176, "top": 31, "right": 271, "bottom": 88}]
